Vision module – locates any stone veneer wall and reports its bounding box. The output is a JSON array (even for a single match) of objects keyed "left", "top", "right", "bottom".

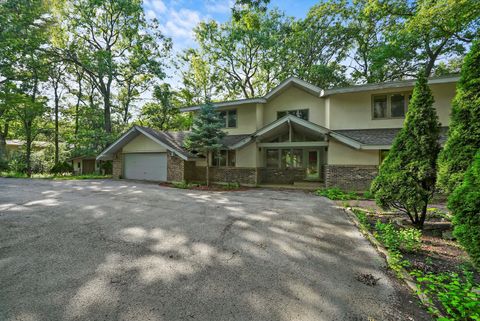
[
  {"left": 112, "top": 152, "right": 122, "bottom": 179},
  {"left": 167, "top": 154, "right": 185, "bottom": 182},
  {"left": 324, "top": 165, "right": 378, "bottom": 191},
  {"left": 210, "top": 167, "right": 257, "bottom": 185},
  {"left": 257, "top": 168, "right": 306, "bottom": 184}
]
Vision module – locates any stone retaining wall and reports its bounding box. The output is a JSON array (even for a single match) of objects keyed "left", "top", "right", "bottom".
[
  {"left": 257, "top": 168, "right": 306, "bottom": 184},
  {"left": 324, "top": 165, "right": 378, "bottom": 191}
]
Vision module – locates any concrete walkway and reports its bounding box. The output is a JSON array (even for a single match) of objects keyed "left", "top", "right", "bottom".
[{"left": 0, "top": 178, "right": 430, "bottom": 321}]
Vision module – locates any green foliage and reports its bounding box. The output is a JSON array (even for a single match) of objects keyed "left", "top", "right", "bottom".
[
  {"left": 172, "top": 180, "right": 193, "bottom": 189},
  {"left": 50, "top": 161, "right": 73, "bottom": 174},
  {"left": 353, "top": 209, "right": 369, "bottom": 227},
  {"left": 438, "top": 39, "right": 480, "bottom": 194},
  {"left": 371, "top": 74, "right": 441, "bottom": 229},
  {"left": 448, "top": 150, "right": 480, "bottom": 268},
  {"left": 387, "top": 250, "right": 411, "bottom": 276},
  {"left": 411, "top": 269, "right": 480, "bottom": 320},
  {"left": 315, "top": 187, "right": 358, "bottom": 200},
  {"left": 374, "top": 220, "right": 422, "bottom": 253}
]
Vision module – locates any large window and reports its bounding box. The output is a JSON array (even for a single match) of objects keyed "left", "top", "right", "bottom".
[
  {"left": 267, "top": 149, "right": 303, "bottom": 169},
  {"left": 372, "top": 93, "right": 409, "bottom": 119},
  {"left": 212, "top": 150, "right": 236, "bottom": 167},
  {"left": 218, "top": 109, "right": 237, "bottom": 128},
  {"left": 277, "top": 109, "right": 309, "bottom": 121}
]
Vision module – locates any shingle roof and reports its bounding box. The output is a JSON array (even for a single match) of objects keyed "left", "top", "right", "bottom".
[{"left": 332, "top": 127, "right": 449, "bottom": 146}]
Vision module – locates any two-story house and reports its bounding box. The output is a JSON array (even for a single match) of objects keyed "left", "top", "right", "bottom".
[{"left": 97, "top": 75, "right": 458, "bottom": 190}]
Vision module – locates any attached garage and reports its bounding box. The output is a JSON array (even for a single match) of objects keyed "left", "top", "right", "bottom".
[{"left": 124, "top": 153, "right": 167, "bottom": 181}]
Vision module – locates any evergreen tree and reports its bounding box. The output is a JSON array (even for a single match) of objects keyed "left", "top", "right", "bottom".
[
  {"left": 438, "top": 39, "right": 480, "bottom": 194},
  {"left": 448, "top": 150, "right": 480, "bottom": 268},
  {"left": 371, "top": 73, "right": 441, "bottom": 229},
  {"left": 184, "top": 103, "right": 225, "bottom": 186}
]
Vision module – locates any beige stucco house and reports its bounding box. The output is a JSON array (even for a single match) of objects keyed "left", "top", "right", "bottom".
[{"left": 97, "top": 75, "right": 458, "bottom": 190}]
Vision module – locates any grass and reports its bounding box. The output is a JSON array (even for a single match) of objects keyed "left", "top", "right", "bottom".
[{"left": 0, "top": 171, "right": 111, "bottom": 180}]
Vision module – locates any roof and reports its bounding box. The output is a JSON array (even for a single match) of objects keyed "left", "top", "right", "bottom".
[
  {"left": 6, "top": 140, "right": 50, "bottom": 148},
  {"left": 97, "top": 126, "right": 250, "bottom": 160},
  {"left": 180, "top": 77, "right": 322, "bottom": 112},
  {"left": 180, "top": 75, "right": 459, "bottom": 111},
  {"left": 330, "top": 127, "right": 449, "bottom": 149},
  {"left": 321, "top": 75, "right": 459, "bottom": 96}
]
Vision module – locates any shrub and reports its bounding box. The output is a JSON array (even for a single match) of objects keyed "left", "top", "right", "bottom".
[
  {"left": 374, "top": 220, "right": 422, "bottom": 253},
  {"left": 315, "top": 187, "right": 358, "bottom": 200},
  {"left": 448, "top": 150, "right": 480, "bottom": 268},
  {"left": 399, "top": 228, "right": 422, "bottom": 252},
  {"left": 412, "top": 269, "right": 480, "bottom": 320},
  {"left": 173, "top": 180, "right": 192, "bottom": 189},
  {"left": 371, "top": 73, "right": 441, "bottom": 229},
  {"left": 353, "top": 209, "right": 369, "bottom": 227},
  {"left": 438, "top": 39, "right": 480, "bottom": 193},
  {"left": 50, "top": 161, "right": 73, "bottom": 174}
]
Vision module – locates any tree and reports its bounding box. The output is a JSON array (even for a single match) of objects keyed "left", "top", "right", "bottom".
[
  {"left": 438, "top": 39, "right": 480, "bottom": 193},
  {"left": 448, "top": 150, "right": 480, "bottom": 268},
  {"left": 58, "top": 0, "right": 170, "bottom": 134},
  {"left": 139, "top": 84, "right": 189, "bottom": 131},
  {"left": 371, "top": 73, "right": 441, "bottom": 229},
  {"left": 48, "top": 62, "right": 66, "bottom": 165},
  {"left": 184, "top": 103, "right": 225, "bottom": 186}
]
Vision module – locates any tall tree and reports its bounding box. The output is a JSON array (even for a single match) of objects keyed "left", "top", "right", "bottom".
[
  {"left": 48, "top": 62, "right": 66, "bottom": 165},
  {"left": 58, "top": 0, "right": 170, "bottom": 134},
  {"left": 184, "top": 103, "right": 225, "bottom": 186},
  {"left": 371, "top": 73, "right": 441, "bottom": 229},
  {"left": 438, "top": 39, "right": 480, "bottom": 193}
]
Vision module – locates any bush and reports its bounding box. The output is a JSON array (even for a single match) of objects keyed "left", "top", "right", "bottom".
[
  {"left": 173, "top": 180, "right": 193, "bottom": 189},
  {"left": 50, "top": 161, "right": 73, "bottom": 174},
  {"left": 374, "top": 220, "right": 422, "bottom": 253},
  {"left": 448, "top": 150, "right": 480, "bottom": 268},
  {"left": 315, "top": 187, "right": 358, "bottom": 200},
  {"left": 412, "top": 269, "right": 480, "bottom": 320},
  {"left": 353, "top": 209, "right": 369, "bottom": 227}
]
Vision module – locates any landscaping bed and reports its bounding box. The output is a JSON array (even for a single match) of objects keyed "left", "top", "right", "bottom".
[{"left": 159, "top": 181, "right": 250, "bottom": 191}]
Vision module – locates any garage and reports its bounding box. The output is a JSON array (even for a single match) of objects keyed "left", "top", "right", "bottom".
[{"left": 124, "top": 153, "right": 167, "bottom": 181}]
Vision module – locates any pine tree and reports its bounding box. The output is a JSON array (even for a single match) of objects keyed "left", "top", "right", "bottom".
[
  {"left": 371, "top": 73, "right": 441, "bottom": 229},
  {"left": 184, "top": 102, "right": 226, "bottom": 186},
  {"left": 448, "top": 150, "right": 480, "bottom": 268},
  {"left": 438, "top": 39, "right": 480, "bottom": 194}
]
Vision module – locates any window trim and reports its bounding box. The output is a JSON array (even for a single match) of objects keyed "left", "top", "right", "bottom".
[
  {"left": 277, "top": 109, "right": 309, "bottom": 121},
  {"left": 211, "top": 149, "right": 236, "bottom": 167},
  {"left": 371, "top": 92, "right": 410, "bottom": 120},
  {"left": 218, "top": 109, "right": 237, "bottom": 128},
  {"left": 265, "top": 148, "right": 305, "bottom": 169}
]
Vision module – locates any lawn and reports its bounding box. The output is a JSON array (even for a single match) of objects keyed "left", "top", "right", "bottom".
[{"left": 0, "top": 171, "right": 111, "bottom": 180}]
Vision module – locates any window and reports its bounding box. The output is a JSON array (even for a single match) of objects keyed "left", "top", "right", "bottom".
[
  {"left": 372, "top": 93, "right": 409, "bottom": 119},
  {"left": 77, "top": 162, "right": 81, "bottom": 169},
  {"left": 267, "top": 149, "right": 304, "bottom": 168},
  {"left": 212, "top": 150, "right": 236, "bottom": 167},
  {"left": 277, "top": 109, "right": 309, "bottom": 121},
  {"left": 218, "top": 109, "right": 237, "bottom": 128}
]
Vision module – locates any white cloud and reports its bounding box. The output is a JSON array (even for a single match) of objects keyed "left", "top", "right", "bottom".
[
  {"left": 204, "top": 0, "right": 234, "bottom": 14},
  {"left": 145, "top": 0, "right": 167, "bottom": 14},
  {"left": 162, "top": 8, "right": 203, "bottom": 40}
]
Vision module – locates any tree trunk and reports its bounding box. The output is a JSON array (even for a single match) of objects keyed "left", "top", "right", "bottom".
[
  {"left": 0, "top": 126, "right": 7, "bottom": 166},
  {"left": 103, "top": 92, "right": 112, "bottom": 133},
  {"left": 206, "top": 151, "right": 210, "bottom": 186},
  {"left": 25, "top": 128, "right": 32, "bottom": 177},
  {"left": 54, "top": 82, "right": 60, "bottom": 165}
]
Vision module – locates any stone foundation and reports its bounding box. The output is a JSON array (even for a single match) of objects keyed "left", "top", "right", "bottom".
[
  {"left": 324, "top": 165, "right": 378, "bottom": 191},
  {"left": 257, "top": 168, "right": 306, "bottom": 184},
  {"left": 167, "top": 154, "right": 185, "bottom": 182},
  {"left": 112, "top": 153, "right": 122, "bottom": 179},
  {"left": 210, "top": 167, "right": 257, "bottom": 185}
]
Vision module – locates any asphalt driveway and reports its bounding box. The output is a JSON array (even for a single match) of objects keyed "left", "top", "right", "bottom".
[{"left": 0, "top": 178, "right": 430, "bottom": 321}]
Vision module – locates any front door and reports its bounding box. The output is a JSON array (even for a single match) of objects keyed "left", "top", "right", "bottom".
[{"left": 306, "top": 150, "right": 320, "bottom": 180}]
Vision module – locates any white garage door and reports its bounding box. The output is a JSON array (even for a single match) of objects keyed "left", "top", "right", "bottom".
[{"left": 124, "top": 153, "right": 167, "bottom": 181}]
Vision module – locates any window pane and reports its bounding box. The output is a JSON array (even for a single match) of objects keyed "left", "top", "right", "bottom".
[
  {"left": 266, "top": 149, "right": 279, "bottom": 168},
  {"left": 218, "top": 111, "right": 227, "bottom": 127},
  {"left": 219, "top": 150, "right": 227, "bottom": 167},
  {"left": 297, "top": 109, "right": 309, "bottom": 120},
  {"left": 373, "top": 96, "right": 387, "bottom": 119},
  {"left": 227, "top": 110, "right": 237, "bottom": 128},
  {"left": 391, "top": 94, "right": 405, "bottom": 117},
  {"left": 277, "top": 111, "right": 286, "bottom": 119},
  {"left": 291, "top": 149, "right": 303, "bottom": 168},
  {"left": 281, "top": 149, "right": 290, "bottom": 168},
  {"left": 228, "top": 150, "right": 236, "bottom": 167}
]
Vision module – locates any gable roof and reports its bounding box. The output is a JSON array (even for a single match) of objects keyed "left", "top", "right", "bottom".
[{"left": 180, "top": 77, "right": 322, "bottom": 112}]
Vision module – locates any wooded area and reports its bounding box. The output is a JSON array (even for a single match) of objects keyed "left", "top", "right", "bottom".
[{"left": 0, "top": 0, "right": 478, "bottom": 174}]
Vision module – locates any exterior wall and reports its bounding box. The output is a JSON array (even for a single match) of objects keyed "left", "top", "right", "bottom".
[
  {"left": 328, "top": 140, "right": 379, "bottom": 165},
  {"left": 324, "top": 165, "right": 378, "bottom": 191},
  {"left": 210, "top": 167, "right": 257, "bottom": 185},
  {"left": 327, "top": 82, "right": 456, "bottom": 130},
  {"left": 217, "top": 104, "right": 257, "bottom": 135},
  {"left": 258, "top": 168, "right": 305, "bottom": 184},
  {"left": 122, "top": 134, "right": 167, "bottom": 153},
  {"left": 112, "top": 152, "right": 123, "bottom": 179},
  {"left": 167, "top": 154, "right": 184, "bottom": 182},
  {"left": 236, "top": 143, "right": 258, "bottom": 167},
  {"left": 263, "top": 86, "right": 326, "bottom": 127}
]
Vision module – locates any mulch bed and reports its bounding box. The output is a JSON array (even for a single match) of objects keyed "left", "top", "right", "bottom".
[{"left": 159, "top": 182, "right": 250, "bottom": 192}]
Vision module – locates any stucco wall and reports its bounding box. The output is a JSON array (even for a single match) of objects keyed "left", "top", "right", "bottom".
[
  {"left": 122, "top": 134, "right": 166, "bottom": 153},
  {"left": 236, "top": 143, "right": 258, "bottom": 167},
  {"left": 327, "top": 139, "right": 379, "bottom": 165},
  {"left": 263, "top": 86, "right": 326, "bottom": 127},
  {"left": 327, "top": 82, "right": 456, "bottom": 130}
]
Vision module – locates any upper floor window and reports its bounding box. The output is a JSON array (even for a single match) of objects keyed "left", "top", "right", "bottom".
[
  {"left": 277, "top": 109, "right": 309, "bottom": 121},
  {"left": 212, "top": 150, "right": 236, "bottom": 167},
  {"left": 372, "top": 93, "right": 409, "bottom": 119},
  {"left": 218, "top": 109, "right": 237, "bottom": 128}
]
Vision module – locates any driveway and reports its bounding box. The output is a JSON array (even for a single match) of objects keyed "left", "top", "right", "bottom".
[{"left": 0, "top": 178, "right": 430, "bottom": 321}]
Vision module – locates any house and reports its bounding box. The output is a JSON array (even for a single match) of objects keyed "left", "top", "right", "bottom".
[
  {"left": 70, "top": 156, "right": 98, "bottom": 175},
  {"left": 97, "top": 75, "right": 457, "bottom": 190},
  {"left": 6, "top": 140, "right": 50, "bottom": 158}
]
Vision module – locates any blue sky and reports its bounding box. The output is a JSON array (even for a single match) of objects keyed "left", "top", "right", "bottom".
[{"left": 143, "top": 0, "right": 319, "bottom": 51}]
